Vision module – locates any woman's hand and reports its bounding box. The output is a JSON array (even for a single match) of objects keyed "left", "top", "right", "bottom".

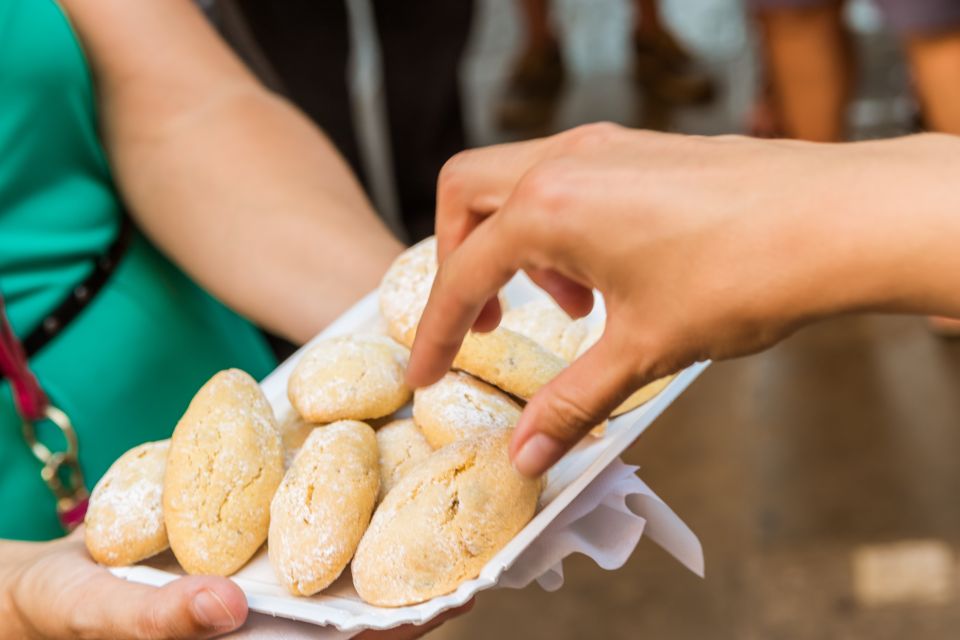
[
  {"left": 407, "top": 124, "right": 960, "bottom": 477},
  {"left": 2, "top": 531, "right": 473, "bottom": 639},
  {"left": 2, "top": 529, "right": 247, "bottom": 639}
]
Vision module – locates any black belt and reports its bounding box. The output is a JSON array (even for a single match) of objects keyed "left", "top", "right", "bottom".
[{"left": 11, "top": 217, "right": 134, "bottom": 361}]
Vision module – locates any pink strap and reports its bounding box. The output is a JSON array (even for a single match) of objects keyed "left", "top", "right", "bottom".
[{"left": 0, "top": 294, "right": 49, "bottom": 421}]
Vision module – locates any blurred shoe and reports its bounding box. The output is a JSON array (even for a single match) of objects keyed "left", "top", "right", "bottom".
[
  {"left": 496, "top": 39, "right": 566, "bottom": 131},
  {"left": 928, "top": 316, "right": 960, "bottom": 338},
  {"left": 633, "top": 29, "right": 716, "bottom": 106}
]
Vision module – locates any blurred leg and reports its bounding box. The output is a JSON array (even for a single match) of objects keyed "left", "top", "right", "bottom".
[
  {"left": 876, "top": 0, "right": 960, "bottom": 133},
  {"left": 754, "top": 1, "right": 852, "bottom": 142},
  {"left": 877, "top": 0, "right": 960, "bottom": 335},
  {"left": 631, "top": 0, "right": 716, "bottom": 104},
  {"left": 519, "top": 0, "right": 555, "bottom": 52},
  {"left": 371, "top": 0, "right": 474, "bottom": 242},
  {"left": 635, "top": 0, "right": 664, "bottom": 34},
  {"left": 905, "top": 33, "right": 960, "bottom": 134},
  {"left": 496, "top": 0, "right": 566, "bottom": 131}
]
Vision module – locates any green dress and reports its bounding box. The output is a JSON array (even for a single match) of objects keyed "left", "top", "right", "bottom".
[{"left": 0, "top": 0, "right": 276, "bottom": 540}]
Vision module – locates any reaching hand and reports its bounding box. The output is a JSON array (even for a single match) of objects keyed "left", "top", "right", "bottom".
[{"left": 407, "top": 124, "right": 960, "bottom": 477}]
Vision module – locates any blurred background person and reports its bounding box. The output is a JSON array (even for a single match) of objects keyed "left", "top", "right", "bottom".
[
  {"left": 750, "top": 0, "right": 960, "bottom": 334},
  {"left": 222, "top": 1, "right": 474, "bottom": 243},
  {"left": 496, "top": 0, "right": 717, "bottom": 130},
  {"left": 750, "top": 0, "right": 960, "bottom": 141}
]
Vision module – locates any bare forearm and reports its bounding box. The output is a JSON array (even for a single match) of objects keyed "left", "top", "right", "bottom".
[
  {"left": 799, "top": 133, "right": 960, "bottom": 321},
  {"left": 61, "top": 0, "right": 403, "bottom": 343},
  {"left": 106, "top": 87, "right": 402, "bottom": 342}
]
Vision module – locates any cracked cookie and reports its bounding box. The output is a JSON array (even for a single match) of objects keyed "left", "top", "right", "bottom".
[
  {"left": 500, "top": 299, "right": 588, "bottom": 362},
  {"left": 375, "top": 418, "right": 433, "bottom": 502},
  {"left": 269, "top": 420, "right": 379, "bottom": 596},
  {"left": 452, "top": 327, "right": 567, "bottom": 401},
  {"left": 413, "top": 371, "right": 522, "bottom": 448},
  {"left": 352, "top": 429, "right": 542, "bottom": 606},
  {"left": 379, "top": 237, "right": 437, "bottom": 346},
  {"left": 164, "top": 369, "right": 284, "bottom": 576},
  {"left": 288, "top": 334, "right": 411, "bottom": 423},
  {"left": 85, "top": 440, "right": 170, "bottom": 566}
]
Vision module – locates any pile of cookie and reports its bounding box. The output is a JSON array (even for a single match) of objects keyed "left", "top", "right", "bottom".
[{"left": 84, "top": 238, "right": 671, "bottom": 607}]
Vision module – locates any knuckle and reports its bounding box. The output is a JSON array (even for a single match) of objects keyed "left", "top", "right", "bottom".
[
  {"left": 437, "top": 151, "right": 471, "bottom": 198},
  {"left": 560, "top": 121, "right": 623, "bottom": 151},
  {"left": 514, "top": 163, "right": 576, "bottom": 216}
]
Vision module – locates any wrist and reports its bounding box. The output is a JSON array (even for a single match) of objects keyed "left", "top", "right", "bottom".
[
  {"left": 834, "top": 134, "right": 960, "bottom": 317},
  {"left": 780, "top": 134, "right": 960, "bottom": 322}
]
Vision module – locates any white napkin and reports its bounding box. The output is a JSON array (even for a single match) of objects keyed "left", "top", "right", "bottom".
[{"left": 230, "top": 459, "right": 703, "bottom": 638}]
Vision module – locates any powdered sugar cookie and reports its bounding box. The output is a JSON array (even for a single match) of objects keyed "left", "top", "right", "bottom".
[
  {"left": 501, "top": 299, "right": 588, "bottom": 362},
  {"left": 269, "top": 421, "right": 379, "bottom": 596},
  {"left": 279, "top": 416, "right": 316, "bottom": 469},
  {"left": 413, "top": 371, "right": 522, "bottom": 448},
  {"left": 85, "top": 440, "right": 169, "bottom": 567},
  {"left": 164, "top": 369, "right": 284, "bottom": 576},
  {"left": 288, "top": 334, "right": 411, "bottom": 423},
  {"left": 375, "top": 419, "right": 433, "bottom": 501},
  {"left": 452, "top": 327, "right": 566, "bottom": 400},
  {"left": 379, "top": 237, "right": 437, "bottom": 346},
  {"left": 379, "top": 237, "right": 509, "bottom": 348},
  {"left": 352, "top": 429, "right": 541, "bottom": 606}
]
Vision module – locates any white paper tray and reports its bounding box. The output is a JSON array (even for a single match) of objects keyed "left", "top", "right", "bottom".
[{"left": 111, "top": 274, "right": 708, "bottom": 632}]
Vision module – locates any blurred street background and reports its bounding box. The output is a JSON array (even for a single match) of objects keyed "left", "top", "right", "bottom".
[{"left": 218, "top": 1, "right": 960, "bottom": 637}]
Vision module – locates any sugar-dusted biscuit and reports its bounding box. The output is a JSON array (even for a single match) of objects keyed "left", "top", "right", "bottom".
[
  {"left": 278, "top": 416, "right": 316, "bottom": 469},
  {"left": 269, "top": 421, "right": 379, "bottom": 596},
  {"left": 288, "top": 334, "right": 411, "bottom": 423},
  {"left": 85, "top": 440, "right": 169, "bottom": 566},
  {"left": 575, "top": 323, "right": 674, "bottom": 415},
  {"left": 452, "top": 327, "right": 566, "bottom": 400},
  {"left": 413, "top": 371, "right": 522, "bottom": 448},
  {"left": 501, "top": 299, "right": 588, "bottom": 362},
  {"left": 164, "top": 369, "right": 284, "bottom": 576},
  {"left": 379, "top": 237, "right": 437, "bottom": 346},
  {"left": 379, "top": 237, "right": 509, "bottom": 349},
  {"left": 352, "top": 429, "right": 542, "bottom": 607},
  {"left": 375, "top": 418, "right": 433, "bottom": 501}
]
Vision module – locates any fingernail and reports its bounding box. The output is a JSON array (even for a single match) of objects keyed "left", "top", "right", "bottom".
[
  {"left": 192, "top": 590, "right": 237, "bottom": 631},
  {"left": 512, "top": 433, "right": 565, "bottom": 477}
]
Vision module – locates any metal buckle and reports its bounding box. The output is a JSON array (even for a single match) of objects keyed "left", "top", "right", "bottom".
[{"left": 21, "top": 405, "right": 89, "bottom": 523}]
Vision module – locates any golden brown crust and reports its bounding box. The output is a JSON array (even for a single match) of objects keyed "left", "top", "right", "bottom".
[
  {"left": 85, "top": 440, "right": 170, "bottom": 566},
  {"left": 288, "top": 334, "right": 411, "bottom": 423},
  {"left": 451, "top": 328, "right": 567, "bottom": 400},
  {"left": 611, "top": 376, "right": 675, "bottom": 416},
  {"left": 375, "top": 419, "right": 433, "bottom": 502},
  {"left": 269, "top": 421, "right": 379, "bottom": 596},
  {"left": 500, "top": 299, "right": 588, "bottom": 362},
  {"left": 164, "top": 369, "right": 284, "bottom": 576},
  {"left": 352, "top": 430, "right": 542, "bottom": 606},
  {"left": 413, "top": 371, "right": 522, "bottom": 448}
]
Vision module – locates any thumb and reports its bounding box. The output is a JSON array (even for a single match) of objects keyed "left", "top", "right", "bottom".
[
  {"left": 73, "top": 572, "right": 248, "bottom": 639},
  {"left": 509, "top": 332, "right": 640, "bottom": 477}
]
